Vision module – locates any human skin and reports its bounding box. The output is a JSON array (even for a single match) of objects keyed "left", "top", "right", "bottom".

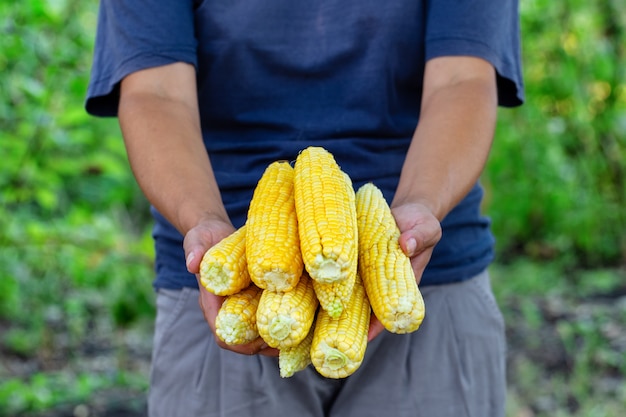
[{"left": 117, "top": 55, "right": 497, "bottom": 355}]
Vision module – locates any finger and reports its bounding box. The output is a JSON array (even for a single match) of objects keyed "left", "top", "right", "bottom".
[
  {"left": 410, "top": 255, "right": 429, "bottom": 286},
  {"left": 399, "top": 234, "right": 418, "bottom": 257},
  {"left": 411, "top": 249, "right": 431, "bottom": 270},
  {"left": 197, "top": 288, "right": 224, "bottom": 333},
  {"left": 183, "top": 222, "right": 234, "bottom": 274},
  {"left": 186, "top": 248, "right": 206, "bottom": 274},
  {"left": 183, "top": 230, "right": 210, "bottom": 274},
  {"left": 367, "top": 314, "right": 386, "bottom": 342},
  {"left": 391, "top": 204, "right": 442, "bottom": 258},
  {"left": 258, "top": 346, "right": 280, "bottom": 357},
  {"left": 196, "top": 286, "right": 272, "bottom": 356},
  {"left": 398, "top": 223, "right": 441, "bottom": 258},
  {"left": 224, "top": 337, "right": 270, "bottom": 356}
]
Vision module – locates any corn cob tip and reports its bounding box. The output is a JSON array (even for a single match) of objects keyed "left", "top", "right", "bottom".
[
  {"left": 279, "top": 364, "right": 303, "bottom": 379},
  {"left": 311, "top": 255, "right": 342, "bottom": 283},
  {"left": 268, "top": 316, "right": 296, "bottom": 342},
  {"left": 385, "top": 294, "right": 426, "bottom": 334},
  {"left": 278, "top": 324, "right": 315, "bottom": 378},
  {"left": 260, "top": 270, "right": 299, "bottom": 292},
  {"left": 320, "top": 344, "right": 349, "bottom": 370},
  {"left": 200, "top": 264, "right": 233, "bottom": 295},
  {"left": 279, "top": 357, "right": 309, "bottom": 379},
  {"left": 324, "top": 301, "right": 344, "bottom": 319},
  {"left": 312, "top": 341, "right": 355, "bottom": 379},
  {"left": 215, "top": 313, "right": 258, "bottom": 345}
]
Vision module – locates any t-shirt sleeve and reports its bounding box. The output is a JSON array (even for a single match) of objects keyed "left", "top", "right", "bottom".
[
  {"left": 85, "top": 0, "right": 198, "bottom": 117},
  {"left": 425, "top": 0, "right": 524, "bottom": 107}
]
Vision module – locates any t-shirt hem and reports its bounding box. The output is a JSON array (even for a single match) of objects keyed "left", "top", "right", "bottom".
[
  {"left": 425, "top": 37, "right": 524, "bottom": 107},
  {"left": 86, "top": 49, "right": 198, "bottom": 117}
]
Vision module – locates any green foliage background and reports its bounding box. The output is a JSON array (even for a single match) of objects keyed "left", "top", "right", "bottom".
[
  {"left": 0, "top": 0, "right": 624, "bottom": 415},
  {"left": 1, "top": 1, "right": 154, "bottom": 413},
  {"left": 486, "top": 0, "right": 626, "bottom": 266}
]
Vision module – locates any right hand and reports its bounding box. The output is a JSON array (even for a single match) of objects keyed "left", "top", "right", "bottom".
[{"left": 183, "top": 216, "right": 278, "bottom": 356}]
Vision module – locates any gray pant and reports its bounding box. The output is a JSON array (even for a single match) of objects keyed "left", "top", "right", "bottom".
[{"left": 148, "top": 270, "right": 506, "bottom": 417}]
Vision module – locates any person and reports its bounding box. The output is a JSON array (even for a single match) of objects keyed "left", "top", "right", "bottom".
[{"left": 85, "top": 1, "right": 524, "bottom": 416}]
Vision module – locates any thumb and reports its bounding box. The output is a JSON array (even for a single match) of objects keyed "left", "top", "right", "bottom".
[
  {"left": 183, "top": 220, "right": 236, "bottom": 274},
  {"left": 399, "top": 233, "right": 418, "bottom": 258},
  {"left": 396, "top": 218, "right": 442, "bottom": 258},
  {"left": 185, "top": 248, "right": 205, "bottom": 275},
  {"left": 391, "top": 203, "right": 441, "bottom": 258}
]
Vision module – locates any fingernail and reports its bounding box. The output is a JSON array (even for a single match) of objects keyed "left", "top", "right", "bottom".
[
  {"left": 186, "top": 252, "right": 196, "bottom": 270},
  {"left": 406, "top": 238, "right": 417, "bottom": 256}
]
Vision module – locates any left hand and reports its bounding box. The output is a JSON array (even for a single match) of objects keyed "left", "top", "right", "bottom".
[{"left": 184, "top": 217, "right": 279, "bottom": 357}]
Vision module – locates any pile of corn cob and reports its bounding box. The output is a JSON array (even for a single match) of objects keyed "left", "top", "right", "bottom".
[{"left": 200, "top": 146, "right": 425, "bottom": 379}]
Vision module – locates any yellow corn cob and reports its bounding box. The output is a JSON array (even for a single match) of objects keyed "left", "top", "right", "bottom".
[
  {"left": 278, "top": 322, "right": 315, "bottom": 378},
  {"left": 355, "top": 183, "right": 425, "bottom": 334},
  {"left": 312, "top": 269, "right": 356, "bottom": 319},
  {"left": 215, "top": 285, "right": 263, "bottom": 345},
  {"left": 246, "top": 161, "right": 304, "bottom": 292},
  {"left": 293, "top": 146, "right": 358, "bottom": 285},
  {"left": 199, "top": 226, "right": 250, "bottom": 296},
  {"left": 311, "top": 273, "right": 370, "bottom": 379},
  {"left": 256, "top": 272, "right": 318, "bottom": 349}
]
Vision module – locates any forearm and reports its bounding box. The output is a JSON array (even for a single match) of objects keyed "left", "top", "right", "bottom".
[
  {"left": 118, "top": 72, "right": 229, "bottom": 235},
  {"left": 392, "top": 58, "right": 498, "bottom": 220}
]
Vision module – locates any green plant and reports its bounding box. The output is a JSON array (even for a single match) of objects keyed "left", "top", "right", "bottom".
[
  {"left": 0, "top": 370, "right": 148, "bottom": 416},
  {"left": 0, "top": 1, "right": 155, "bottom": 413}
]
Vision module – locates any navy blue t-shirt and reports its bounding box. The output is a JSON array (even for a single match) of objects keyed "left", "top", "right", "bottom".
[{"left": 86, "top": 0, "right": 524, "bottom": 289}]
